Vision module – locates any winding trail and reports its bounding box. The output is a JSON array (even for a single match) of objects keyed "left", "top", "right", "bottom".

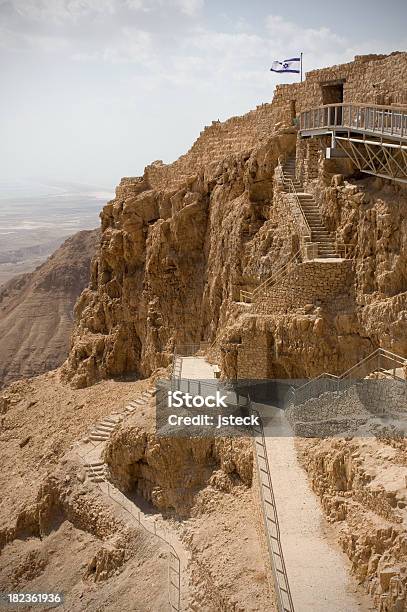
[{"left": 69, "top": 388, "right": 190, "bottom": 612}]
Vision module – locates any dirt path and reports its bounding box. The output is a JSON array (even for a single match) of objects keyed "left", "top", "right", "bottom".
[
  {"left": 257, "top": 402, "right": 374, "bottom": 612},
  {"left": 69, "top": 396, "right": 191, "bottom": 611}
]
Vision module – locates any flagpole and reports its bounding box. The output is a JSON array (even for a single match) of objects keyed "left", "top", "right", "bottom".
[{"left": 300, "top": 52, "right": 303, "bottom": 82}]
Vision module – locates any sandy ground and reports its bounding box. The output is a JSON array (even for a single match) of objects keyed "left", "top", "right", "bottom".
[
  {"left": 0, "top": 519, "right": 168, "bottom": 612},
  {"left": 0, "top": 371, "right": 151, "bottom": 530},
  {"left": 1, "top": 366, "right": 275, "bottom": 611}
]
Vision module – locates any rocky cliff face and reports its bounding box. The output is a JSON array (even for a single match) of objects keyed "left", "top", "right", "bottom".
[
  {"left": 0, "top": 229, "right": 99, "bottom": 388},
  {"left": 62, "top": 127, "right": 297, "bottom": 387},
  {"left": 62, "top": 131, "right": 407, "bottom": 386},
  {"left": 315, "top": 172, "right": 407, "bottom": 356},
  {"left": 104, "top": 424, "right": 253, "bottom": 516}
]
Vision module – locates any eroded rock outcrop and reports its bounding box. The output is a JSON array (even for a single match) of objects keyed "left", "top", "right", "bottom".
[
  {"left": 104, "top": 424, "right": 253, "bottom": 516},
  {"left": 62, "top": 128, "right": 296, "bottom": 387}
]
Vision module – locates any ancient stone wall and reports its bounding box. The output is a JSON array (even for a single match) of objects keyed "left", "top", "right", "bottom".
[
  {"left": 253, "top": 260, "right": 353, "bottom": 315},
  {"left": 144, "top": 103, "right": 289, "bottom": 192},
  {"left": 272, "top": 52, "right": 407, "bottom": 113},
  {"left": 236, "top": 323, "right": 271, "bottom": 379}
]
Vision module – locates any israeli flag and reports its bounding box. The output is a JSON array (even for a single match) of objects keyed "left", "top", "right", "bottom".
[{"left": 270, "top": 57, "right": 301, "bottom": 74}]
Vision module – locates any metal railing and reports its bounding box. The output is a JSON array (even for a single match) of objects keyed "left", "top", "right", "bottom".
[
  {"left": 299, "top": 103, "right": 407, "bottom": 141},
  {"left": 74, "top": 419, "right": 181, "bottom": 610},
  {"left": 240, "top": 250, "right": 301, "bottom": 304},
  {"left": 276, "top": 164, "right": 312, "bottom": 242},
  {"left": 291, "top": 348, "right": 407, "bottom": 406},
  {"left": 251, "top": 404, "right": 295, "bottom": 612}
]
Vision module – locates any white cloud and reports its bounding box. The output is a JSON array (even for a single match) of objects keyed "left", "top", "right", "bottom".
[
  {"left": 173, "top": 0, "right": 204, "bottom": 16},
  {"left": 11, "top": 0, "right": 117, "bottom": 22},
  {"left": 7, "top": 0, "right": 204, "bottom": 22},
  {"left": 101, "top": 27, "right": 154, "bottom": 64}
]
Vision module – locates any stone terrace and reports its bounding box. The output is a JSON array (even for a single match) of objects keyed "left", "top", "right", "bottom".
[{"left": 254, "top": 260, "right": 354, "bottom": 315}]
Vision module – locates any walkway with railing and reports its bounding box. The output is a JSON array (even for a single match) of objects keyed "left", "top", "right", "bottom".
[
  {"left": 291, "top": 348, "right": 407, "bottom": 406},
  {"left": 300, "top": 103, "right": 407, "bottom": 141},
  {"left": 257, "top": 402, "right": 372, "bottom": 611},
  {"left": 71, "top": 393, "right": 184, "bottom": 612},
  {"left": 172, "top": 347, "right": 295, "bottom": 612},
  {"left": 299, "top": 103, "right": 407, "bottom": 183}
]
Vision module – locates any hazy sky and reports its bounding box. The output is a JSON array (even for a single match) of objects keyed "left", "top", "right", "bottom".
[{"left": 1, "top": 0, "right": 406, "bottom": 189}]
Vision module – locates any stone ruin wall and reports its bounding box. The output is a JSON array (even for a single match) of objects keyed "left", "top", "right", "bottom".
[
  {"left": 253, "top": 260, "right": 354, "bottom": 315},
  {"left": 273, "top": 51, "right": 407, "bottom": 113},
  {"left": 143, "top": 103, "right": 287, "bottom": 191}
]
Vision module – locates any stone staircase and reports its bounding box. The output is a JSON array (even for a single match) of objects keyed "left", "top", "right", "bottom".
[
  {"left": 125, "top": 387, "right": 156, "bottom": 414},
  {"left": 80, "top": 386, "right": 157, "bottom": 484},
  {"left": 282, "top": 156, "right": 337, "bottom": 259},
  {"left": 89, "top": 414, "right": 123, "bottom": 442},
  {"left": 84, "top": 461, "right": 107, "bottom": 483}
]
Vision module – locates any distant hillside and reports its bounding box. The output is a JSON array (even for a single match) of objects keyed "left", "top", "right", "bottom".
[{"left": 0, "top": 229, "right": 100, "bottom": 388}]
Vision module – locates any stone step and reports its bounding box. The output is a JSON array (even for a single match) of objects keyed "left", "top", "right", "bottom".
[
  {"left": 94, "top": 424, "right": 115, "bottom": 434},
  {"left": 99, "top": 420, "right": 117, "bottom": 428},
  {"left": 101, "top": 417, "right": 119, "bottom": 425},
  {"left": 125, "top": 405, "right": 137, "bottom": 413},
  {"left": 86, "top": 467, "right": 105, "bottom": 475},
  {"left": 84, "top": 461, "right": 105, "bottom": 468},
  {"left": 106, "top": 414, "right": 123, "bottom": 423},
  {"left": 89, "top": 476, "right": 105, "bottom": 483},
  {"left": 89, "top": 433, "right": 110, "bottom": 441}
]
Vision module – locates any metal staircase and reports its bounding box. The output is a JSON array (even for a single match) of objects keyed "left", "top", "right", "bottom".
[{"left": 281, "top": 156, "right": 337, "bottom": 258}]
